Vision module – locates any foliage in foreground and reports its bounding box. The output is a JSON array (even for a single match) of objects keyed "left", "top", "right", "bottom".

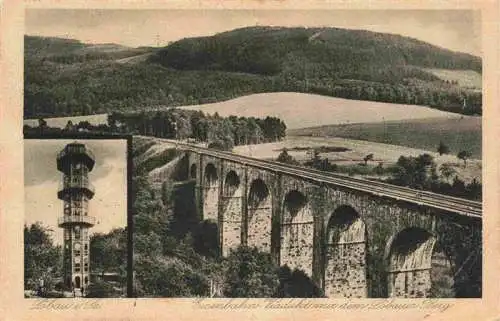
[
  {"left": 24, "top": 223, "right": 62, "bottom": 294},
  {"left": 223, "top": 246, "right": 279, "bottom": 297},
  {"left": 131, "top": 157, "right": 323, "bottom": 297}
]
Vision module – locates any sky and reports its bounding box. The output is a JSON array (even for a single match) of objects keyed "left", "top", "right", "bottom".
[
  {"left": 25, "top": 9, "right": 482, "bottom": 57},
  {"left": 24, "top": 139, "right": 127, "bottom": 246}
]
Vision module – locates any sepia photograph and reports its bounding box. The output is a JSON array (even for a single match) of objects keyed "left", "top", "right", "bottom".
[
  {"left": 24, "top": 138, "right": 128, "bottom": 298},
  {"left": 23, "top": 9, "right": 482, "bottom": 299}
]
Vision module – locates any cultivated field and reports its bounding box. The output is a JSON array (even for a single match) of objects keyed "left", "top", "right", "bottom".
[
  {"left": 233, "top": 135, "right": 482, "bottom": 184},
  {"left": 179, "top": 92, "right": 466, "bottom": 130},
  {"left": 289, "top": 116, "right": 482, "bottom": 159}
]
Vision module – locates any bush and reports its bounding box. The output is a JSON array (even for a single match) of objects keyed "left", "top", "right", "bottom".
[
  {"left": 223, "top": 246, "right": 279, "bottom": 297},
  {"left": 277, "top": 149, "right": 299, "bottom": 165},
  {"left": 86, "top": 279, "right": 117, "bottom": 298},
  {"left": 275, "top": 265, "right": 324, "bottom": 298}
]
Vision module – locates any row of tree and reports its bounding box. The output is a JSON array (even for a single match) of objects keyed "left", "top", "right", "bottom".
[
  {"left": 25, "top": 110, "right": 287, "bottom": 151},
  {"left": 109, "top": 109, "right": 286, "bottom": 148}
]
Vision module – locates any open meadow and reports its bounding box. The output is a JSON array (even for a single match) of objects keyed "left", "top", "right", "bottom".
[
  {"left": 289, "top": 116, "right": 481, "bottom": 159},
  {"left": 422, "top": 68, "right": 482, "bottom": 91}
]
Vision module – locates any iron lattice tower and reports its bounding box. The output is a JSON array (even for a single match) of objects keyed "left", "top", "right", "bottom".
[{"left": 57, "top": 142, "right": 96, "bottom": 296}]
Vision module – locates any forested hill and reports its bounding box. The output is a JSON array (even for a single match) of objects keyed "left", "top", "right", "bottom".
[
  {"left": 24, "top": 27, "right": 482, "bottom": 119},
  {"left": 151, "top": 26, "right": 481, "bottom": 74}
]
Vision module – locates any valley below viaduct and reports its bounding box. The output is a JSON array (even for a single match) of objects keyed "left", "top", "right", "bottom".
[{"left": 143, "top": 137, "right": 482, "bottom": 299}]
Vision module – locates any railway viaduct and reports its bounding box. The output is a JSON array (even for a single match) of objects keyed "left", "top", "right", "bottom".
[{"left": 146, "top": 138, "right": 482, "bottom": 299}]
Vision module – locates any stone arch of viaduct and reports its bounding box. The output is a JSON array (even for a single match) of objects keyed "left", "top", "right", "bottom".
[{"left": 185, "top": 151, "right": 481, "bottom": 298}]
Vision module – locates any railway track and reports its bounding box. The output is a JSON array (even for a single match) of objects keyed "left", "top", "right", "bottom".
[{"left": 142, "top": 137, "right": 482, "bottom": 218}]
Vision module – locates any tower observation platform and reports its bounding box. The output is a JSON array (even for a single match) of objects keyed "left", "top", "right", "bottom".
[{"left": 57, "top": 142, "right": 96, "bottom": 297}]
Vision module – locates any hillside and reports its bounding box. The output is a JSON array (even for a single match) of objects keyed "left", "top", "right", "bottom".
[
  {"left": 289, "top": 116, "right": 482, "bottom": 159},
  {"left": 24, "top": 27, "right": 482, "bottom": 119},
  {"left": 152, "top": 26, "right": 481, "bottom": 74},
  {"left": 178, "top": 92, "right": 465, "bottom": 129},
  {"left": 25, "top": 35, "right": 154, "bottom": 62},
  {"left": 24, "top": 92, "right": 463, "bottom": 130}
]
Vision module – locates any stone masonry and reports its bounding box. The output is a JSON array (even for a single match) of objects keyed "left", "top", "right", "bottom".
[{"left": 177, "top": 148, "right": 482, "bottom": 298}]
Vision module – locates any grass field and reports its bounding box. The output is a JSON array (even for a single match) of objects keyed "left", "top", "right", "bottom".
[
  {"left": 422, "top": 68, "right": 482, "bottom": 91},
  {"left": 288, "top": 116, "right": 482, "bottom": 159}
]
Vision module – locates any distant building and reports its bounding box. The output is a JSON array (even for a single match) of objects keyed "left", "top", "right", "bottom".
[{"left": 57, "top": 142, "right": 96, "bottom": 297}]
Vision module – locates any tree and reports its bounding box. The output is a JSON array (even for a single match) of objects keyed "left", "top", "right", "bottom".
[
  {"left": 276, "top": 265, "right": 324, "bottom": 298},
  {"left": 132, "top": 174, "right": 173, "bottom": 254},
  {"left": 390, "top": 154, "right": 437, "bottom": 189},
  {"left": 466, "top": 178, "right": 482, "bottom": 201},
  {"left": 363, "top": 153, "right": 374, "bottom": 165},
  {"left": 277, "top": 148, "right": 297, "bottom": 165},
  {"left": 90, "top": 228, "right": 127, "bottom": 276},
  {"left": 134, "top": 255, "right": 209, "bottom": 297},
  {"left": 439, "top": 163, "right": 457, "bottom": 183},
  {"left": 24, "top": 223, "right": 62, "bottom": 293},
  {"left": 63, "top": 120, "right": 75, "bottom": 131},
  {"left": 37, "top": 118, "right": 47, "bottom": 129},
  {"left": 437, "top": 141, "right": 450, "bottom": 156},
  {"left": 457, "top": 150, "right": 472, "bottom": 167},
  {"left": 223, "top": 246, "right": 279, "bottom": 297}
]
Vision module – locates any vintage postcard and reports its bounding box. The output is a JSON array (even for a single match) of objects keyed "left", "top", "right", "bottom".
[{"left": 1, "top": 1, "right": 499, "bottom": 320}]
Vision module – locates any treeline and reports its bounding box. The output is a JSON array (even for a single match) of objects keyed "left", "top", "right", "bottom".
[
  {"left": 23, "top": 109, "right": 287, "bottom": 151},
  {"left": 110, "top": 109, "right": 286, "bottom": 149}
]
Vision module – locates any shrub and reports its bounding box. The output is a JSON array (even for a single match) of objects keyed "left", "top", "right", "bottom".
[
  {"left": 86, "top": 279, "right": 117, "bottom": 298},
  {"left": 223, "top": 246, "right": 279, "bottom": 297},
  {"left": 275, "top": 265, "right": 324, "bottom": 298}
]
